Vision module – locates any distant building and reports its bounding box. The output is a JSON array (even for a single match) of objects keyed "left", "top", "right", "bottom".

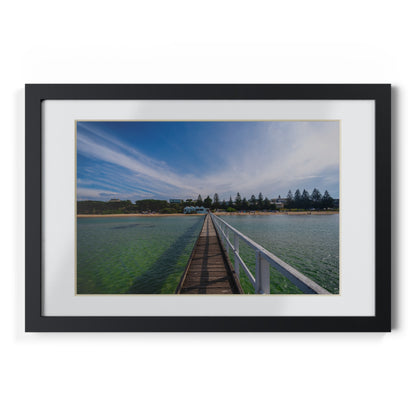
[
  {"left": 184, "top": 206, "right": 208, "bottom": 214},
  {"left": 169, "top": 199, "right": 183, "bottom": 204},
  {"left": 109, "top": 198, "right": 120, "bottom": 202},
  {"left": 270, "top": 197, "right": 286, "bottom": 209}
]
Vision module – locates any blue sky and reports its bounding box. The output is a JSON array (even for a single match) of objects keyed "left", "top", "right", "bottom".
[{"left": 77, "top": 121, "right": 339, "bottom": 201}]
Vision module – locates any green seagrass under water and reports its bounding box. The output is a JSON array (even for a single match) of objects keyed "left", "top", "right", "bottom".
[
  {"left": 77, "top": 214, "right": 339, "bottom": 295},
  {"left": 77, "top": 216, "right": 204, "bottom": 294}
]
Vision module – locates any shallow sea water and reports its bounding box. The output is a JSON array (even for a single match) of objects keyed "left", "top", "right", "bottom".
[
  {"left": 222, "top": 214, "right": 339, "bottom": 294},
  {"left": 77, "top": 214, "right": 339, "bottom": 294},
  {"left": 77, "top": 216, "right": 204, "bottom": 294}
]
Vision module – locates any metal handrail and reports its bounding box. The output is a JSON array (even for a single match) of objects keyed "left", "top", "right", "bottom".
[{"left": 210, "top": 212, "right": 330, "bottom": 294}]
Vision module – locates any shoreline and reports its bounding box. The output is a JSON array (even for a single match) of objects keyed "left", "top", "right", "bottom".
[
  {"left": 215, "top": 211, "right": 338, "bottom": 216},
  {"left": 77, "top": 211, "right": 339, "bottom": 218},
  {"left": 77, "top": 213, "right": 202, "bottom": 218}
]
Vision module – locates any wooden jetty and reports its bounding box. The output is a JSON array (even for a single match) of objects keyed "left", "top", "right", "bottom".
[{"left": 176, "top": 214, "right": 243, "bottom": 294}]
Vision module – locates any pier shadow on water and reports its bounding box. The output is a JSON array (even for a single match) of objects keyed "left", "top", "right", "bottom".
[{"left": 126, "top": 218, "right": 203, "bottom": 294}]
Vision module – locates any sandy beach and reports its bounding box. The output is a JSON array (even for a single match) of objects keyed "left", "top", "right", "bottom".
[
  {"left": 77, "top": 211, "right": 338, "bottom": 218},
  {"left": 215, "top": 211, "right": 338, "bottom": 216},
  {"left": 77, "top": 213, "right": 200, "bottom": 218}
]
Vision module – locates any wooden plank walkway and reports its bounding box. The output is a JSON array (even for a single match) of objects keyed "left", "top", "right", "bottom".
[{"left": 176, "top": 214, "right": 243, "bottom": 294}]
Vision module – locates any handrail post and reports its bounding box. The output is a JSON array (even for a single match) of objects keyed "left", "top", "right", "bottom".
[
  {"left": 234, "top": 234, "right": 239, "bottom": 278},
  {"left": 255, "top": 251, "right": 270, "bottom": 294},
  {"left": 211, "top": 212, "right": 329, "bottom": 295}
]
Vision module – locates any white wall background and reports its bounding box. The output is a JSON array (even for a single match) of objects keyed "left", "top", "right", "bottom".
[{"left": 1, "top": 1, "right": 412, "bottom": 415}]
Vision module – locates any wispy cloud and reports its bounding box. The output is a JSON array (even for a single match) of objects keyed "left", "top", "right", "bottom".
[{"left": 77, "top": 121, "right": 339, "bottom": 201}]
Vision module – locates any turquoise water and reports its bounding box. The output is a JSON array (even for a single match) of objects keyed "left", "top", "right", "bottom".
[
  {"left": 222, "top": 214, "right": 339, "bottom": 294},
  {"left": 77, "top": 214, "right": 339, "bottom": 295},
  {"left": 77, "top": 216, "right": 204, "bottom": 294}
]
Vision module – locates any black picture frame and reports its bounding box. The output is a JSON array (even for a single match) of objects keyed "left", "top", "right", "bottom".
[{"left": 25, "top": 84, "right": 391, "bottom": 332}]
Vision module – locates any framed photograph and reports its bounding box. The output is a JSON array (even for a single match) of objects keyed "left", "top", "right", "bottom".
[{"left": 25, "top": 84, "right": 391, "bottom": 332}]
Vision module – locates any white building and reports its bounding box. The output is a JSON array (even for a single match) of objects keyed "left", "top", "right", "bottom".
[
  {"left": 184, "top": 206, "right": 208, "bottom": 214},
  {"left": 270, "top": 197, "right": 287, "bottom": 209}
]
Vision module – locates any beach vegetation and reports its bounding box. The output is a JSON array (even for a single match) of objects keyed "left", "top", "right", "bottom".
[
  {"left": 77, "top": 188, "right": 337, "bottom": 215},
  {"left": 213, "top": 193, "right": 220, "bottom": 209},
  {"left": 203, "top": 195, "right": 212, "bottom": 208}
]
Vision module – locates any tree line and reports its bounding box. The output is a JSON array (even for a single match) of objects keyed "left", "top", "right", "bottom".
[
  {"left": 189, "top": 188, "right": 335, "bottom": 211},
  {"left": 77, "top": 188, "right": 336, "bottom": 215},
  {"left": 77, "top": 199, "right": 173, "bottom": 215},
  {"left": 286, "top": 188, "right": 335, "bottom": 210}
]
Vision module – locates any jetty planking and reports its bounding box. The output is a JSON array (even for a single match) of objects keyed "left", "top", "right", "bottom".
[{"left": 176, "top": 214, "right": 243, "bottom": 294}]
